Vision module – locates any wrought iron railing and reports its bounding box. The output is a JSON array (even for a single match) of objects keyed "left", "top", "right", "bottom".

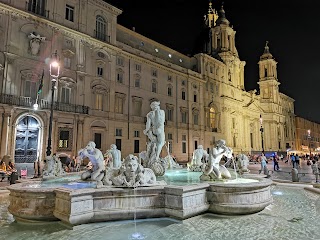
[
  {"left": 0, "top": 94, "right": 89, "bottom": 114},
  {"left": 94, "top": 30, "right": 110, "bottom": 43},
  {"left": 25, "top": 1, "right": 49, "bottom": 18}
]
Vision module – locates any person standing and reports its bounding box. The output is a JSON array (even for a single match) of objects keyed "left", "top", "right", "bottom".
[
  {"left": 260, "top": 153, "right": 267, "bottom": 174},
  {"left": 273, "top": 155, "right": 280, "bottom": 171},
  {"left": 311, "top": 160, "right": 319, "bottom": 183}
]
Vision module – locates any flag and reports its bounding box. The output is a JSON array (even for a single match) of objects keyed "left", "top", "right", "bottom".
[{"left": 37, "top": 69, "right": 44, "bottom": 94}]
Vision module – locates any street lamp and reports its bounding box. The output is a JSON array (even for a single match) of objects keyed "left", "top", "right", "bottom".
[
  {"left": 307, "top": 129, "right": 311, "bottom": 157},
  {"left": 46, "top": 51, "right": 60, "bottom": 157},
  {"left": 260, "top": 114, "right": 264, "bottom": 153}
]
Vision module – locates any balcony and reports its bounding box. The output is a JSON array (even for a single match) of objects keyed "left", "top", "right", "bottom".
[
  {"left": 94, "top": 30, "right": 110, "bottom": 43},
  {"left": 25, "top": 1, "right": 49, "bottom": 18},
  {"left": 0, "top": 94, "right": 89, "bottom": 114}
]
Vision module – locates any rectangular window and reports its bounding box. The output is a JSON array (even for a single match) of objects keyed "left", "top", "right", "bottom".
[
  {"left": 167, "top": 108, "right": 173, "bottom": 121},
  {"left": 195, "top": 140, "right": 198, "bottom": 150},
  {"left": 168, "top": 133, "right": 173, "bottom": 140},
  {"left": 168, "top": 75, "right": 172, "bottom": 81},
  {"left": 135, "top": 64, "right": 141, "bottom": 72},
  {"left": 182, "top": 135, "right": 186, "bottom": 141},
  {"left": 135, "top": 78, "right": 140, "bottom": 88},
  {"left": 151, "top": 69, "right": 157, "bottom": 77},
  {"left": 96, "top": 94, "right": 103, "bottom": 110},
  {"left": 25, "top": 80, "right": 37, "bottom": 99},
  {"left": 134, "top": 130, "right": 140, "bottom": 138},
  {"left": 116, "top": 57, "right": 124, "bottom": 66},
  {"left": 94, "top": 133, "right": 102, "bottom": 149},
  {"left": 115, "top": 96, "right": 124, "bottom": 113},
  {"left": 117, "top": 73, "right": 123, "bottom": 84},
  {"left": 168, "top": 141, "right": 173, "bottom": 153},
  {"left": 181, "top": 112, "right": 187, "bottom": 124},
  {"left": 152, "top": 82, "right": 157, "bottom": 93},
  {"left": 59, "top": 130, "right": 69, "bottom": 148},
  {"left": 27, "top": 0, "right": 46, "bottom": 17},
  {"left": 116, "top": 139, "right": 122, "bottom": 151},
  {"left": 115, "top": 128, "right": 122, "bottom": 136},
  {"left": 182, "top": 91, "right": 186, "bottom": 100},
  {"left": 61, "top": 87, "right": 71, "bottom": 104},
  {"left": 133, "top": 101, "right": 142, "bottom": 116},
  {"left": 64, "top": 57, "right": 71, "bottom": 68},
  {"left": 194, "top": 114, "right": 198, "bottom": 125},
  {"left": 134, "top": 140, "right": 139, "bottom": 153},
  {"left": 65, "top": 4, "right": 74, "bottom": 22},
  {"left": 168, "top": 87, "right": 172, "bottom": 96},
  {"left": 97, "top": 67, "right": 103, "bottom": 77},
  {"left": 194, "top": 94, "right": 197, "bottom": 102},
  {"left": 182, "top": 142, "right": 187, "bottom": 153}
]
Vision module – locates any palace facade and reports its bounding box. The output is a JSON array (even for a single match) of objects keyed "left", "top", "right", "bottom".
[{"left": 0, "top": 0, "right": 296, "bottom": 165}]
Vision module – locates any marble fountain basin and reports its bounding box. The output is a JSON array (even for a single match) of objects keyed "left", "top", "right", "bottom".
[{"left": 7, "top": 173, "right": 273, "bottom": 225}]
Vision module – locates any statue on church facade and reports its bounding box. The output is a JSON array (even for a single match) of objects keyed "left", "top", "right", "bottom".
[{"left": 28, "top": 32, "right": 46, "bottom": 56}]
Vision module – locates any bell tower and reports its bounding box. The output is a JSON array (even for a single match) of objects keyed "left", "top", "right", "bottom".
[{"left": 258, "top": 41, "right": 280, "bottom": 104}]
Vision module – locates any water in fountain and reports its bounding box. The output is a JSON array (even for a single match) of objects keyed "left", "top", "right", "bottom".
[{"left": 129, "top": 184, "right": 146, "bottom": 240}]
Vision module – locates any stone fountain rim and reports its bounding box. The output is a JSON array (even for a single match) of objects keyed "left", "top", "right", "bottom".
[{"left": 206, "top": 176, "right": 272, "bottom": 188}]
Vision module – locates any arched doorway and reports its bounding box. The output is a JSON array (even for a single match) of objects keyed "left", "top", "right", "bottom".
[{"left": 14, "top": 115, "right": 41, "bottom": 163}]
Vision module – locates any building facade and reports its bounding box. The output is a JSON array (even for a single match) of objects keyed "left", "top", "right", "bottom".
[
  {"left": 0, "top": 0, "right": 296, "bottom": 165},
  {"left": 295, "top": 116, "right": 320, "bottom": 155}
]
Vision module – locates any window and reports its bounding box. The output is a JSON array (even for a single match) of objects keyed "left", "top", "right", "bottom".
[
  {"left": 115, "top": 128, "right": 122, "bottom": 136},
  {"left": 64, "top": 57, "right": 71, "bottom": 68},
  {"left": 182, "top": 90, "right": 186, "bottom": 100},
  {"left": 115, "top": 93, "right": 125, "bottom": 113},
  {"left": 61, "top": 87, "right": 71, "bottom": 104},
  {"left": 116, "top": 139, "right": 122, "bottom": 151},
  {"left": 151, "top": 69, "right": 157, "bottom": 77},
  {"left": 116, "top": 57, "right": 124, "bottom": 66},
  {"left": 134, "top": 140, "right": 139, "bottom": 153},
  {"left": 209, "top": 107, "right": 216, "bottom": 130},
  {"left": 65, "top": 4, "right": 74, "bottom": 22},
  {"left": 193, "top": 94, "right": 197, "bottom": 102},
  {"left": 133, "top": 100, "right": 142, "bottom": 116},
  {"left": 168, "top": 133, "right": 173, "bottom": 140},
  {"left": 58, "top": 128, "right": 72, "bottom": 150},
  {"left": 250, "top": 133, "right": 253, "bottom": 149},
  {"left": 95, "top": 15, "right": 106, "bottom": 41},
  {"left": 168, "top": 75, "right": 172, "bottom": 81},
  {"left": 135, "top": 64, "right": 141, "bottom": 72},
  {"left": 135, "top": 78, "right": 140, "bottom": 88},
  {"left": 210, "top": 66, "right": 213, "bottom": 73},
  {"left": 117, "top": 72, "right": 124, "bottom": 84},
  {"left": 134, "top": 130, "right": 140, "bottom": 138},
  {"left": 168, "top": 141, "right": 173, "bottom": 153},
  {"left": 97, "top": 66, "right": 103, "bottom": 77},
  {"left": 182, "top": 141, "right": 186, "bottom": 153},
  {"left": 94, "top": 133, "right": 102, "bottom": 149},
  {"left": 195, "top": 140, "right": 198, "bottom": 150},
  {"left": 193, "top": 114, "right": 199, "bottom": 125},
  {"left": 27, "top": 0, "right": 46, "bottom": 17},
  {"left": 25, "top": 80, "right": 37, "bottom": 99},
  {"left": 167, "top": 85, "right": 172, "bottom": 96},
  {"left": 167, "top": 108, "right": 173, "bottom": 121},
  {"left": 95, "top": 93, "right": 103, "bottom": 110},
  {"left": 152, "top": 80, "right": 157, "bottom": 93},
  {"left": 181, "top": 112, "right": 187, "bottom": 124}
]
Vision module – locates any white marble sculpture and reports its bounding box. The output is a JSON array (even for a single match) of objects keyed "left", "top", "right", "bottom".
[
  {"left": 236, "top": 153, "right": 250, "bottom": 174},
  {"left": 188, "top": 145, "right": 208, "bottom": 172},
  {"left": 28, "top": 32, "right": 46, "bottom": 55},
  {"left": 78, "top": 141, "right": 105, "bottom": 188},
  {"left": 103, "top": 154, "right": 164, "bottom": 187},
  {"left": 142, "top": 101, "right": 168, "bottom": 176},
  {"left": 104, "top": 144, "right": 121, "bottom": 169},
  {"left": 42, "top": 154, "right": 65, "bottom": 178},
  {"left": 201, "top": 139, "right": 233, "bottom": 180}
]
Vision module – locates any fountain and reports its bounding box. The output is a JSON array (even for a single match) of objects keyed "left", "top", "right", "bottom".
[{"left": 6, "top": 101, "right": 274, "bottom": 228}]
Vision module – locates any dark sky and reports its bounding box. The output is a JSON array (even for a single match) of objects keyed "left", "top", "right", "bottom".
[{"left": 105, "top": 0, "right": 320, "bottom": 123}]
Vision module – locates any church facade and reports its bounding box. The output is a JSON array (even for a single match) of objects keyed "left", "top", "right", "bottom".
[{"left": 0, "top": 0, "right": 295, "bottom": 164}]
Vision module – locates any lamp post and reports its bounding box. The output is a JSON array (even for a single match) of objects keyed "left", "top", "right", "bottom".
[
  {"left": 46, "top": 51, "right": 60, "bottom": 157},
  {"left": 260, "top": 114, "right": 264, "bottom": 153},
  {"left": 307, "top": 129, "right": 311, "bottom": 158}
]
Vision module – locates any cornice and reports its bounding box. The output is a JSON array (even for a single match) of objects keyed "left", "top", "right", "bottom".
[{"left": 89, "top": 0, "right": 122, "bottom": 16}]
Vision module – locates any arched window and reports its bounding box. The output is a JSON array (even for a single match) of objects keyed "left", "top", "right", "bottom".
[
  {"left": 96, "top": 15, "right": 106, "bottom": 41},
  {"left": 210, "top": 107, "right": 216, "bottom": 130}
]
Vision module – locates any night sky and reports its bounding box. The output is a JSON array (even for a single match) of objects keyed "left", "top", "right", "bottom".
[{"left": 105, "top": 0, "right": 320, "bottom": 123}]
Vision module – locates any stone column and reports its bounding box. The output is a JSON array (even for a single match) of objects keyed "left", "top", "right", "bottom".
[
  {"left": 77, "top": 119, "right": 84, "bottom": 150},
  {"left": 0, "top": 113, "right": 10, "bottom": 157}
]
